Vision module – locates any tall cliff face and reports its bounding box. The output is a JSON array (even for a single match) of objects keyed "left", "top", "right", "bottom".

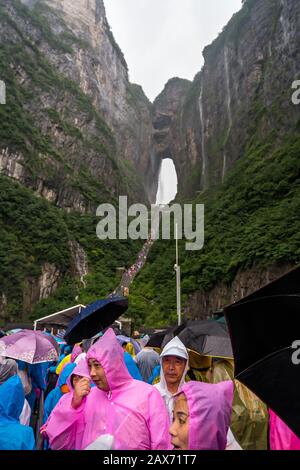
[
  {"left": 44, "top": 0, "right": 155, "bottom": 203},
  {"left": 155, "top": 0, "right": 300, "bottom": 199},
  {"left": 129, "top": 0, "right": 300, "bottom": 326},
  {"left": 0, "top": 0, "right": 152, "bottom": 322},
  {"left": 152, "top": 78, "right": 192, "bottom": 199},
  {"left": 0, "top": 0, "right": 153, "bottom": 212}
]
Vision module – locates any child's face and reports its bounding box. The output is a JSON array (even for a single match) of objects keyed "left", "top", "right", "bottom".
[
  {"left": 169, "top": 394, "right": 189, "bottom": 450},
  {"left": 72, "top": 374, "right": 82, "bottom": 388}
]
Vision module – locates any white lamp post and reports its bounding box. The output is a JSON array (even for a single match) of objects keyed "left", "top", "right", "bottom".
[{"left": 174, "top": 223, "right": 181, "bottom": 326}]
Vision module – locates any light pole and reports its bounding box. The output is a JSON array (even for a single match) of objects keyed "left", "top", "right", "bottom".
[{"left": 174, "top": 223, "right": 181, "bottom": 326}]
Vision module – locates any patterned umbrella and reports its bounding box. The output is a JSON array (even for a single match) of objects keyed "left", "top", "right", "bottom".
[{"left": 0, "top": 330, "right": 59, "bottom": 364}]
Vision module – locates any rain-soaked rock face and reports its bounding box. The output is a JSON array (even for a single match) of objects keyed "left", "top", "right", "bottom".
[
  {"left": 150, "top": 0, "right": 300, "bottom": 199},
  {"left": 4, "top": 0, "right": 300, "bottom": 206},
  {"left": 1, "top": 0, "right": 153, "bottom": 209}
]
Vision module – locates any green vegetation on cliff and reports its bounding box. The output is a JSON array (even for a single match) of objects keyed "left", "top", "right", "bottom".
[
  {"left": 0, "top": 176, "right": 141, "bottom": 325},
  {"left": 0, "top": 0, "right": 140, "bottom": 207},
  {"left": 0, "top": 0, "right": 146, "bottom": 323}
]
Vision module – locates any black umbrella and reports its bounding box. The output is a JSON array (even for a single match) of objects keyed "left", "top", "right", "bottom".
[
  {"left": 224, "top": 294, "right": 300, "bottom": 438},
  {"left": 161, "top": 323, "right": 187, "bottom": 349},
  {"left": 161, "top": 320, "right": 233, "bottom": 359},
  {"left": 146, "top": 323, "right": 187, "bottom": 349},
  {"left": 147, "top": 329, "right": 169, "bottom": 348},
  {"left": 0, "top": 330, "right": 6, "bottom": 338},
  {"left": 64, "top": 296, "right": 128, "bottom": 345}
]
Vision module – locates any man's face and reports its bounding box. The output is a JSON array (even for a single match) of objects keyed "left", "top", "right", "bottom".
[
  {"left": 162, "top": 355, "right": 186, "bottom": 388},
  {"left": 88, "top": 359, "right": 109, "bottom": 391}
]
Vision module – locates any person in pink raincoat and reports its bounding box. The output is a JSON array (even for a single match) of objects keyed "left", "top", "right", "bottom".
[
  {"left": 269, "top": 409, "right": 300, "bottom": 450},
  {"left": 169, "top": 381, "right": 234, "bottom": 450},
  {"left": 42, "top": 328, "right": 171, "bottom": 450}
]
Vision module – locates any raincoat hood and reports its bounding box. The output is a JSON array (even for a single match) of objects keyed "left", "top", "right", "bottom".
[
  {"left": 0, "top": 358, "right": 18, "bottom": 385},
  {"left": 66, "top": 358, "right": 90, "bottom": 391},
  {"left": 180, "top": 381, "right": 234, "bottom": 450},
  {"left": 161, "top": 336, "right": 189, "bottom": 361},
  {"left": 140, "top": 335, "right": 150, "bottom": 348},
  {"left": 0, "top": 375, "right": 24, "bottom": 421},
  {"left": 159, "top": 336, "right": 189, "bottom": 393},
  {"left": 136, "top": 349, "right": 160, "bottom": 383},
  {"left": 58, "top": 363, "right": 76, "bottom": 388},
  {"left": 71, "top": 345, "right": 82, "bottom": 363},
  {"left": 87, "top": 329, "right": 132, "bottom": 391},
  {"left": 44, "top": 330, "right": 172, "bottom": 451},
  {"left": 74, "top": 352, "right": 86, "bottom": 364}
]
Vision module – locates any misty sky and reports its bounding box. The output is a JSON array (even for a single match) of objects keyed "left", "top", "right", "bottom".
[{"left": 105, "top": 0, "right": 242, "bottom": 102}]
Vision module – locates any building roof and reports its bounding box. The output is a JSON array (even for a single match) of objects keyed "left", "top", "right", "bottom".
[{"left": 33, "top": 304, "right": 85, "bottom": 330}]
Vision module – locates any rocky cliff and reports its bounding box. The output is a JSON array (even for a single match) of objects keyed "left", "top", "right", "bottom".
[
  {"left": 0, "top": 0, "right": 151, "bottom": 321},
  {"left": 0, "top": 0, "right": 153, "bottom": 212},
  {"left": 128, "top": 0, "right": 300, "bottom": 326},
  {"left": 153, "top": 0, "right": 300, "bottom": 199}
]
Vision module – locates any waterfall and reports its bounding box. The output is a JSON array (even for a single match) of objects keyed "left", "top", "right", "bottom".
[
  {"left": 222, "top": 153, "right": 227, "bottom": 182},
  {"left": 224, "top": 46, "right": 233, "bottom": 133},
  {"left": 222, "top": 46, "right": 233, "bottom": 182},
  {"left": 69, "top": 241, "right": 88, "bottom": 288},
  {"left": 199, "top": 79, "right": 207, "bottom": 188},
  {"left": 280, "top": 0, "right": 291, "bottom": 49}
]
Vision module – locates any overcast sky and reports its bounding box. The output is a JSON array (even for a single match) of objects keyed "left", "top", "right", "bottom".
[{"left": 105, "top": 0, "right": 242, "bottom": 102}]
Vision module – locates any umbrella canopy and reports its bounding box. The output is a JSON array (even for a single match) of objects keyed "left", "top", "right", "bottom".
[
  {"left": 0, "top": 330, "right": 59, "bottom": 364},
  {"left": 146, "top": 330, "right": 169, "bottom": 348},
  {"left": 64, "top": 296, "right": 129, "bottom": 345},
  {"left": 116, "top": 334, "right": 131, "bottom": 346},
  {"left": 161, "top": 320, "right": 233, "bottom": 359},
  {"left": 224, "top": 294, "right": 300, "bottom": 438},
  {"left": 147, "top": 324, "right": 186, "bottom": 349},
  {"left": 116, "top": 335, "right": 141, "bottom": 354},
  {"left": 0, "top": 330, "right": 6, "bottom": 339}
]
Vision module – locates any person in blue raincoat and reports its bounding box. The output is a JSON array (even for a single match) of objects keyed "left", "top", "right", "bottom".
[
  {"left": 43, "top": 363, "right": 77, "bottom": 424},
  {"left": 121, "top": 343, "right": 143, "bottom": 380},
  {"left": 0, "top": 375, "right": 35, "bottom": 450},
  {"left": 17, "top": 360, "right": 49, "bottom": 410},
  {"left": 148, "top": 364, "right": 161, "bottom": 385}
]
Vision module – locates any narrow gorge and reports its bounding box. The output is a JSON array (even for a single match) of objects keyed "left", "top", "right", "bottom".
[{"left": 0, "top": 0, "right": 299, "bottom": 327}]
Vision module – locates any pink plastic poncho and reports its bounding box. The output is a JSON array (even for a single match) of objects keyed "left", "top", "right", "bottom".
[
  {"left": 71, "top": 345, "right": 82, "bottom": 363},
  {"left": 43, "top": 329, "right": 171, "bottom": 450},
  {"left": 180, "top": 381, "right": 234, "bottom": 450},
  {"left": 66, "top": 358, "right": 91, "bottom": 391},
  {"left": 269, "top": 409, "right": 300, "bottom": 450}
]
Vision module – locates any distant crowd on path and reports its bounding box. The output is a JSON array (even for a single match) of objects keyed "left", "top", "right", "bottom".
[
  {"left": 110, "top": 235, "right": 155, "bottom": 298},
  {"left": 0, "top": 326, "right": 299, "bottom": 450}
]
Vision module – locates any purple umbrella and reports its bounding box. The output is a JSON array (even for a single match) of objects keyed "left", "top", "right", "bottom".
[
  {"left": 0, "top": 330, "right": 59, "bottom": 364},
  {"left": 116, "top": 335, "right": 141, "bottom": 355},
  {"left": 116, "top": 334, "right": 131, "bottom": 345}
]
